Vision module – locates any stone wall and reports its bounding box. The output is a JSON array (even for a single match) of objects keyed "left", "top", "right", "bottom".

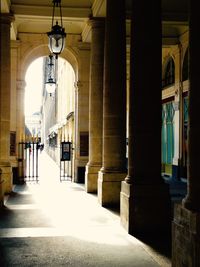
[{"left": 172, "top": 203, "right": 200, "bottom": 267}]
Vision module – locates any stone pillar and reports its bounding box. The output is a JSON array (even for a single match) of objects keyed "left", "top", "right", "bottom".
[
  {"left": 0, "top": 14, "right": 14, "bottom": 194},
  {"left": 16, "top": 80, "right": 26, "bottom": 181},
  {"left": 85, "top": 18, "right": 105, "bottom": 193},
  {"left": 172, "top": 2, "right": 200, "bottom": 266},
  {"left": 98, "top": 0, "right": 126, "bottom": 207},
  {"left": 172, "top": 46, "right": 181, "bottom": 180},
  {"left": 10, "top": 41, "right": 20, "bottom": 185},
  {"left": 16, "top": 80, "right": 26, "bottom": 146},
  {"left": 0, "top": 169, "right": 3, "bottom": 207},
  {"left": 73, "top": 43, "right": 90, "bottom": 184},
  {"left": 120, "top": 0, "right": 171, "bottom": 234}
]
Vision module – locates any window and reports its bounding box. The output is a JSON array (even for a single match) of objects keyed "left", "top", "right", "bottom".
[
  {"left": 162, "top": 101, "right": 175, "bottom": 165},
  {"left": 162, "top": 57, "right": 175, "bottom": 88}
]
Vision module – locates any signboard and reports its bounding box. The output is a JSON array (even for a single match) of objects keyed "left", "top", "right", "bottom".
[{"left": 61, "top": 141, "right": 71, "bottom": 161}]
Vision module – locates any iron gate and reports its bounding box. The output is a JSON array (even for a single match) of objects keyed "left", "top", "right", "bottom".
[
  {"left": 60, "top": 141, "right": 72, "bottom": 182},
  {"left": 18, "top": 141, "right": 40, "bottom": 182}
]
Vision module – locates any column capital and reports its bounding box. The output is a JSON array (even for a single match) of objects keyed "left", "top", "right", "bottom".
[
  {"left": 88, "top": 17, "right": 105, "bottom": 28},
  {"left": 17, "top": 80, "right": 26, "bottom": 91},
  {"left": 0, "top": 13, "right": 15, "bottom": 24}
]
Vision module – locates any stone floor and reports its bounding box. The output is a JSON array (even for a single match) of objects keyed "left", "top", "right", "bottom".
[{"left": 0, "top": 152, "right": 172, "bottom": 267}]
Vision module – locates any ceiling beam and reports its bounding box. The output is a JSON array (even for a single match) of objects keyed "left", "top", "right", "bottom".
[{"left": 11, "top": 4, "right": 92, "bottom": 18}]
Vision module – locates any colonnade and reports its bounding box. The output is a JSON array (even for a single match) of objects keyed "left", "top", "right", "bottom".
[
  {"left": 86, "top": 0, "right": 171, "bottom": 232},
  {"left": 85, "top": 1, "right": 199, "bottom": 265}
]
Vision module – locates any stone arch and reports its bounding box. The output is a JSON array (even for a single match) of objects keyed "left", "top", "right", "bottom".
[
  {"left": 19, "top": 42, "right": 79, "bottom": 83},
  {"left": 162, "top": 54, "right": 175, "bottom": 79}
]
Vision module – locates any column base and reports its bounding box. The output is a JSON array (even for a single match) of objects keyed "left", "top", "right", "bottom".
[
  {"left": 120, "top": 181, "right": 171, "bottom": 235},
  {"left": 0, "top": 162, "right": 13, "bottom": 194},
  {"left": 172, "top": 204, "right": 200, "bottom": 267},
  {"left": 98, "top": 170, "right": 126, "bottom": 207},
  {"left": 85, "top": 164, "right": 101, "bottom": 193}
]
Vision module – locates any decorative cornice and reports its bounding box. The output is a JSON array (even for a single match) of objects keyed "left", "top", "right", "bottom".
[
  {"left": 77, "top": 42, "right": 90, "bottom": 51},
  {"left": 11, "top": 5, "right": 91, "bottom": 18},
  {"left": 88, "top": 17, "right": 105, "bottom": 28}
]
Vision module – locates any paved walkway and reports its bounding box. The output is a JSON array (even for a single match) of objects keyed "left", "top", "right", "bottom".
[{"left": 0, "top": 152, "right": 171, "bottom": 267}]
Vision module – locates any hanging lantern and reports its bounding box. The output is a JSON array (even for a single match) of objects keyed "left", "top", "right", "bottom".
[
  {"left": 45, "top": 54, "right": 56, "bottom": 96},
  {"left": 47, "top": 0, "right": 66, "bottom": 59}
]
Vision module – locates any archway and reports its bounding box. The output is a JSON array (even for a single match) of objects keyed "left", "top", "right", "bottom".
[
  {"left": 16, "top": 34, "right": 90, "bottom": 185},
  {"left": 22, "top": 52, "right": 76, "bottom": 183}
]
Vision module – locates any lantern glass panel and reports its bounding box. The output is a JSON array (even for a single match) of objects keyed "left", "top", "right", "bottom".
[
  {"left": 45, "top": 55, "right": 56, "bottom": 95},
  {"left": 48, "top": 35, "right": 65, "bottom": 54},
  {"left": 46, "top": 82, "right": 56, "bottom": 94}
]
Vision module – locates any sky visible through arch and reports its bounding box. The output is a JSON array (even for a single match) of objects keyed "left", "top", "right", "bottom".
[{"left": 25, "top": 57, "right": 43, "bottom": 116}]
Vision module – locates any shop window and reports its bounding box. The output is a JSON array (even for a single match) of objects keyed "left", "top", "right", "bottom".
[{"left": 162, "top": 101, "right": 175, "bottom": 166}]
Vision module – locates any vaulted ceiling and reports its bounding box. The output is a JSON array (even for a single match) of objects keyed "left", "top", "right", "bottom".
[{"left": 1, "top": 0, "right": 189, "bottom": 44}]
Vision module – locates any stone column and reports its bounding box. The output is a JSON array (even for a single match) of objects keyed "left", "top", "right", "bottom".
[
  {"left": 16, "top": 80, "right": 26, "bottom": 145},
  {"left": 98, "top": 0, "right": 126, "bottom": 207},
  {"left": 182, "top": 14, "right": 200, "bottom": 214},
  {"left": 85, "top": 18, "right": 105, "bottom": 193},
  {"left": 0, "top": 14, "right": 14, "bottom": 194},
  {"left": 73, "top": 44, "right": 90, "bottom": 184},
  {"left": 172, "top": 2, "right": 200, "bottom": 266},
  {"left": 172, "top": 47, "right": 181, "bottom": 180},
  {"left": 0, "top": 169, "right": 3, "bottom": 207},
  {"left": 120, "top": 0, "right": 171, "bottom": 234},
  {"left": 10, "top": 41, "right": 20, "bottom": 185},
  {"left": 16, "top": 80, "right": 26, "bottom": 181}
]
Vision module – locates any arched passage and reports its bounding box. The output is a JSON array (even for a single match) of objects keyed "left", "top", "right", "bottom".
[{"left": 17, "top": 40, "right": 80, "bottom": 183}]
